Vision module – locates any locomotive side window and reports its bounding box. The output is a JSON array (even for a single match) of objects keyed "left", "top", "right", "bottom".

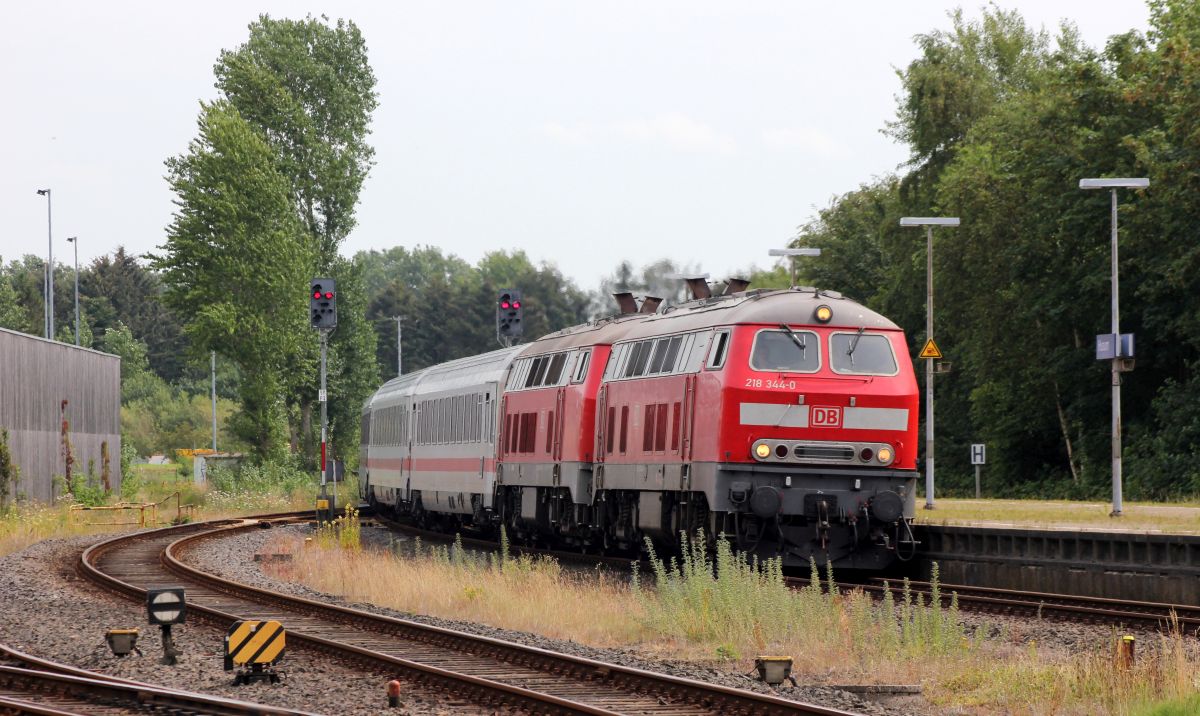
[
  {"left": 706, "top": 330, "right": 731, "bottom": 370},
  {"left": 546, "top": 352, "right": 568, "bottom": 385},
  {"left": 572, "top": 350, "right": 591, "bottom": 383},
  {"left": 829, "top": 332, "right": 899, "bottom": 376},
  {"left": 750, "top": 329, "right": 820, "bottom": 372},
  {"left": 648, "top": 338, "right": 672, "bottom": 374}
]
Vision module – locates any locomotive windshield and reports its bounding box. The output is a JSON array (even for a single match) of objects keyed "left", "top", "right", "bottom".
[
  {"left": 750, "top": 329, "right": 820, "bottom": 372},
  {"left": 830, "top": 332, "right": 898, "bottom": 375}
]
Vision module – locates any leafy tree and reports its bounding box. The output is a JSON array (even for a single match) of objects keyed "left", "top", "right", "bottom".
[
  {"left": 0, "top": 263, "right": 25, "bottom": 331},
  {"left": 214, "top": 14, "right": 379, "bottom": 466},
  {"left": 215, "top": 14, "right": 378, "bottom": 259},
  {"left": 83, "top": 248, "right": 187, "bottom": 379},
  {"left": 154, "top": 101, "right": 315, "bottom": 461}
]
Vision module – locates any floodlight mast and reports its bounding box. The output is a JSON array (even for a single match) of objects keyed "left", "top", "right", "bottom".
[
  {"left": 767, "top": 247, "right": 821, "bottom": 287},
  {"left": 899, "top": 216, "right": 960, "bottom": 509},
  {"left": 1079, "top": 177, "right": 1149, "bottom": 517}
]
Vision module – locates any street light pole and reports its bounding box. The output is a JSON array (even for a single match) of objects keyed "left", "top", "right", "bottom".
[
  {"left": 211, "top": 351, "right": 218, "bottom": 452},
  {"left": 767, "top": 247, "right": 821, "bottom": 287},
  {"left": 900, "top": 216, "right": 960, "bottom": 509},
  {"left": 67, "top": 237, "right": 79, "bottom": 346},
  {"left": 1080, "top": 177, "right": 1149, "bottom": 517},
  {"left": 36, "top": 189, "right": 53, "bottom": 339}
]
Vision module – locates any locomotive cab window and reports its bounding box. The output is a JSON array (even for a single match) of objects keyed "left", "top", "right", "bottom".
[
  {"left": 830, "top": 331, "right": 898, "bottom": 376},
  {"left": 750, "top": 329, "right": 820, "bottom": 372}
]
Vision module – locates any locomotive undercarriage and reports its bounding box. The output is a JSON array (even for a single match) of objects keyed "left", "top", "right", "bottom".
[{"left": 371, "top": 463, "right": 917, "bottom": 569}]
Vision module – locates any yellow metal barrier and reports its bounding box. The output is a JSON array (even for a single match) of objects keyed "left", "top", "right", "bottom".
[{"left": 69, "top": 491, "right": 197, "bottom": 527}]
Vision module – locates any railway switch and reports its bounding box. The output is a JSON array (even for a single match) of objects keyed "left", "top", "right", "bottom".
[{"left": 224, "top": 619, "right": 286, "bottom": 684}]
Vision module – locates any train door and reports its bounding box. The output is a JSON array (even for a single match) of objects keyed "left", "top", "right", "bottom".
[{"left": 552, "top": 387, "right": 566, "bottom": 462}]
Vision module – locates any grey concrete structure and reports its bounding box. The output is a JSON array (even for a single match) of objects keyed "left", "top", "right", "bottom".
[
  {"left": 0, "top": 327, "right": 121, "bottom": 502},
  {"left": 915, "top": 524, "right": 1200, "bottom": 605}
]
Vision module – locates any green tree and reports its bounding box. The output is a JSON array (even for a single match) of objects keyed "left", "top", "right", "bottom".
[
  {"left": 83, "top": 248, "right": 188, "bottom": 380},
  {"left": 214, "top": 14, "right": 379, "bottom": 466},
  {"left": 155, "top": 101, "right": 315, "bottom": 461},
  {"left": 0, "top": 263, "right": 25, "bottom": 331}
]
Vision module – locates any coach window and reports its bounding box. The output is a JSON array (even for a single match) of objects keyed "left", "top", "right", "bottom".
[
  {"left": 572, "top": 350, "right": 591, "bottom": 383},
  {"left": 705, "top": 330, "right": 731, "bottom": 370},
  {"left": 830, "top": 332, "right": 899, "bottom": 376},
  {"left": 750, "top": 329, "right": 820, "bottom": 372}
]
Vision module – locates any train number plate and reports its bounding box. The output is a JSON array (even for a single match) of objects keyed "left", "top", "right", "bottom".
[{"left": 811, "top": 406, "right": 843, "bottom": 428}]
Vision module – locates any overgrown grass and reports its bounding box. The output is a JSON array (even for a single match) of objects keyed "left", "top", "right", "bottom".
[
  {"left": 271, "top": 527, "right": 644, "bottom": 646},
  {"left": 633, "top": 532, "right": 967, "bottom": 667},
  {"left": 918, "top": 498, "right": 1200, "bottom": 533},
  {"left": 275, "top": 529, "right": 1200, "bottom": 715},
  {"left": 0, "top": 459, "right": 328, "bottom": 558}
]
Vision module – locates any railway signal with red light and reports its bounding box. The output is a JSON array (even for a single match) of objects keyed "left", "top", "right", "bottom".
[
  {"left": 497, "top": 289, "right": 523, "bottom": 339},
  {"left": 310, "top": 278, "right": 337, "bottom": 330}
]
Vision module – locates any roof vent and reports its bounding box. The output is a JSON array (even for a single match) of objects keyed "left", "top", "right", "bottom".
[
  {"left": 723, "top": 278, "right": 750, "bottom": 295},
  {"left": 685, "top": 277, "right": 712, "bottom": 300},
  {"left": 639, "top": 296, "right": 663, "bottom": 314},
  {"left": 612, "top": 292, "right": 638, "bottom": 314}
]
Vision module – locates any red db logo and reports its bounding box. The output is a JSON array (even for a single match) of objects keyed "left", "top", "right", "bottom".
[{"left": 811, "top": 406, "right": 842, "bottom": 428}]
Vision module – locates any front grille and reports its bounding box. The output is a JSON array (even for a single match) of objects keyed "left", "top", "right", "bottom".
[{"left": 793, "top": 445, "right": 854, "bottom": 461}]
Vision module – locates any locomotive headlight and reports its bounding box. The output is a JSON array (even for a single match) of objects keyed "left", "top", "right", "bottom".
[
  {"left": 877, "top": 446, "right": 893, "bottom": 464},
  {"left": 814, "top": 305, "right": 833, "bottom": 323},
  {"left": 753, "top": 442, "right": 772, "bottom": 460}
]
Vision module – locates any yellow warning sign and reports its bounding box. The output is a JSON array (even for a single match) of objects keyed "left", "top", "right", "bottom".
[
  {"left": 919, "top": 339, "right": 943, "bottom": 359},
  {"left": 224, "top": 620, "right": 286, "bottom": 669}
]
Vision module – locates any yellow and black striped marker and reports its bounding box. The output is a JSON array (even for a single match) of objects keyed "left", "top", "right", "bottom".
[{"left": 223, "top": 620, "right": 286, "bottom": 671}]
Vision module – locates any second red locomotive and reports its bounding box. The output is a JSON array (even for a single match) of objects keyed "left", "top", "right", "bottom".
[{"left": 361, "top": 285, "right": 919, "bottom": 569}]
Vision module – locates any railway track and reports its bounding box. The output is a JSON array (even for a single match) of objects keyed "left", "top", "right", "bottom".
[
  {"left": 0, "top": 642, "right": 311, "bottom": 715},
  {"left": 79, "top": 513, "right": 857, "bottom": 716},
  {"left": 863, "top": 578, "right": 1200, "bottom": 632}
]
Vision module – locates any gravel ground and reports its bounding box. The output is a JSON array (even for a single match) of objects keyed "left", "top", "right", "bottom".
[
  {"left": 0, "top": 534, "right": 495, "bottom": 716},
  {"left": 185, "top": 523, "right": 929, "bottom": 716}
]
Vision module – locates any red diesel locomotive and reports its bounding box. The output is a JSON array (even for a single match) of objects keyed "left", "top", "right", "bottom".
[{"left": 360, "top": 286, "right": 919, "bottom": 569}]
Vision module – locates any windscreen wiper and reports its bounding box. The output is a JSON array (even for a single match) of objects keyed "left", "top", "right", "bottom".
[
  {"left": 846, "top": 326, "right": 866, "bottom": 365},
  {"left": 779, "top": 323, "right": 807, "bottom": 355}
]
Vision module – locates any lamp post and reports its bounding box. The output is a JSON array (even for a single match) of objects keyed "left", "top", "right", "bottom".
[
  {"left": 36, "top": 189, "right": 53, "bottom": 339},
  {"left": 899, "top": 216, "right": 960, "bottom": 509},
  {"left": 768, "top": 247, "right": 821, "bottom": 287},
  {"left": 1079, "top": 177, "right": 1149, "bottom": 517},
  {"left": 66, "top": 237, "right": 79, "bottom": 346}
]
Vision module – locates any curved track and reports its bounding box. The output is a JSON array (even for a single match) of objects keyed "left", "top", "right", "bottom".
[
  {"left": 0, "top": 642, "right": 311, "bottom": 715},
  {"left": 79, "top": 514, "right": 858, "bottom": 716}
]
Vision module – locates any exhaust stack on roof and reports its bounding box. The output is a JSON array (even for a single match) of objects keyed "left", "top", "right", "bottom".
[
  {"left": 639, "top": 296, "right": 663, "bottom": 313},
  {"left": 723, "top": 278, "right": 750, "bottom": 295},
  {"left": 685, "top": 277, "right": 712, "bottom": 300},
  {"left": 612, "top": 292, "right": 639, "bottom": 314}
]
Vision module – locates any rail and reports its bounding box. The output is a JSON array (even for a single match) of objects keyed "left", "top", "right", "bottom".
[{"left": 79, "top": 513, "right": 856, "bottom": 716}]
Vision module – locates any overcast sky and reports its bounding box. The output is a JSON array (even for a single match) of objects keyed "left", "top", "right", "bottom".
[{"left": 0, "top": 1, "right": 1150, "bottom": 290}]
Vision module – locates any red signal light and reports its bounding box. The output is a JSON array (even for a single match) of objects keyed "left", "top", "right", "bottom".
[
  {"left": 501, "top": 301, "right": 510, "bottom": 309},
  {"left": 324, "top": 292, "right": 333, "bottom": 299},
  {"left": 313, "top": 291, "right": 321, "bottom": 299},
  {"left": 513, "top": 301, "right": 521, "bottom": 309}
]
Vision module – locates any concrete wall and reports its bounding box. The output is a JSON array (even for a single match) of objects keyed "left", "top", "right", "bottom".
[{"left": 0, "top": 327, "right": 121, "bottom": 502}]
